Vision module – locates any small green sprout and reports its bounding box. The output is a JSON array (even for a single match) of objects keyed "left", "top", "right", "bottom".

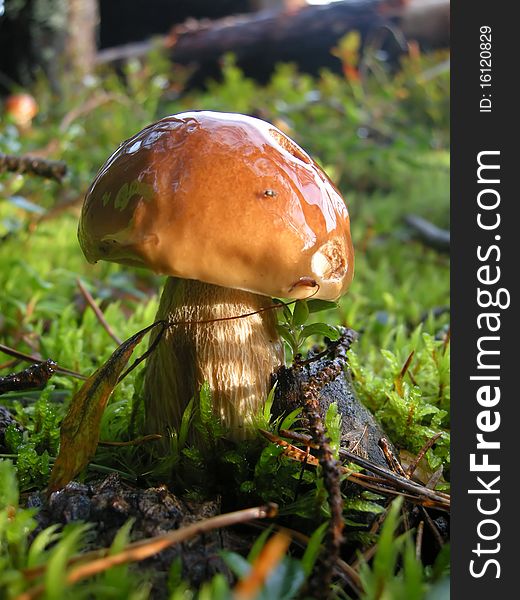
[{"left": 274, "top": 298, "right": 341, "bottom": 360}]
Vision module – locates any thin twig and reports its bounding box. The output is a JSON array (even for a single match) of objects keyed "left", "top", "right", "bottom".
[
  {"left": 256, "top": 523, "right": 363, "bottom": 595},
  {"left": 77, "top": 278, "right": 122, "bottom": 345},
  {"left": 425, "top": 466, "right": 444, "bottom": 491},
  {"left": 35, "top": 194, "right": 83, "bottom": 224},
  {"left": 0, "top": 152, "right": 67, "bottom": 182},
  {"left": 0, "top": 343, "right": 86, "bottom": 380},
  {"left": 341, "top": 447, "right": 450, "bottom": 509},
  {"left": 290, "top": 325, "right": 359, "bottom": 597},
  {"left": 349, "top": 542, "right": 378, "bottom": 572},
  {"left": 260, "top": 430, "right": 450, "bottom": 512},
  {"left": 405, "top": 433, "right": 443, "bottom": 479},
  {"left": 394, "top": 350, "right": 415, "bottom": 397},
  {"left": 420, "top": 506, "right": 445, "bottom": 549},
  {"left": 59, "top": 93, "right": 121, "bottom": 133},
  {"left": 379, "top": 437, "right": 407, "bottom": 478},
  {"left": 117, "top": 321, "right": 167, "bottom": 383},
  {"left": 163, "top": 286, "right": 320, "bottom": 330},
  {"left": 415, "top": 520, "right": 424, "bottom": 561},
  {"left": 298, "top": 358, "right": 345, "bottom": 599}
]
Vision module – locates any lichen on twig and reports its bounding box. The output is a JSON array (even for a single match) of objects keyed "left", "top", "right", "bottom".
[{"left": 296, "top": 327, "right": 357, "bottom": 598}]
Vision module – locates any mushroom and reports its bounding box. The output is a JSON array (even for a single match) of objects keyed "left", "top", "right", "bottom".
[
  {"left": 4, "top": 93, "right": 38, "bottom": 130},
  {"left": 78, "top": 111, "right": 354, "bottom": 442}
]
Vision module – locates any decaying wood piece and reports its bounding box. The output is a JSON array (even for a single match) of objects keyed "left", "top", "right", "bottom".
[
  {"left": 96, "top": 0, "right": 450, "bottom": 79},
  {"left": 297, "top": 353, "right": 346, "bottom": 599},
  {"left": 0, "top": 359, "right": 57, "bottom": 395},
  {"left": 271, "top": 326, "right": 394, "bottom": 598},
  {"left": 272, "top": 327, "right": 392, "bottom": 468},
  {"left": 164, "top": 1, "right": 383, "bottom": 65}
]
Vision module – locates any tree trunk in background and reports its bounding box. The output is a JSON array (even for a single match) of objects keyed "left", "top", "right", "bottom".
[
  {"left": 65, "top": 0, "right": 99, "bottom": 77},
  {"left": 0, "top": 0, "right": 98, "bottom": 94}
]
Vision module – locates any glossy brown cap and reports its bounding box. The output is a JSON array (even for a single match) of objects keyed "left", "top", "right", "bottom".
[{"left": 78, "top": 111, "right": 354, "bottom": 300}]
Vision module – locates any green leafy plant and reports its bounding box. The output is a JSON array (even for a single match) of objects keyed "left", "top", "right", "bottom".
[
  {"left": 358, "top": 499, "right": 449, "bottom": 600},
  {"left": 275, "top": 299, "right": 341, "bottom": 360}
]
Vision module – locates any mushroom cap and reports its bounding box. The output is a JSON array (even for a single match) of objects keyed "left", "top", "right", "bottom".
[
  {"left": 4, "top": 93, "right": 38, "bottom": 126},
  {"left": 79, "top": 111, "right": 354, "bottom": 300}
]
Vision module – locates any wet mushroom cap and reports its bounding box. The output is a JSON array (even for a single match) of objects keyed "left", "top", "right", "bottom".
[{"left": 79, "top": 111, "right": 354, "bottom": 300}]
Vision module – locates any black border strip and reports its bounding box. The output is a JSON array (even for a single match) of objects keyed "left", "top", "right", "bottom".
[{"left": 452, "top": 3, "right": 514, "bottom": 597}]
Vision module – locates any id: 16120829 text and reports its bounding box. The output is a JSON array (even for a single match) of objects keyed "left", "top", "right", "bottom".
[{"left": 480, "top": 26, "right": 492, "bottom": 113}]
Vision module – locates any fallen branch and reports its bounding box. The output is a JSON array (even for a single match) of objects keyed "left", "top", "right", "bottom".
[
  {"left": 96, "top": 0, "right": 449, "bottom": 82},
  {"left": 0, "top": 152, "right": 67, "bottom": 182},
  {"left": 405, "top": 432, "right": 442, "bottom": 479}
]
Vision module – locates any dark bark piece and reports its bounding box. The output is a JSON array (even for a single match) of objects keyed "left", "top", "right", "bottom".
[
  {"left": 271, "top": 327, "right": 392, "bottom": 469},
  {"left": 400, "top": 0, "right": 450, "bottom": 48},
  {"left": 98, "top": 0, "right": 385, "bottom": 83},
  {"left": 0, "top": 359, "right": 57, "bottom": 395},
  {"left": 165, "top": 0, "right": 383, "bottom": 64}
]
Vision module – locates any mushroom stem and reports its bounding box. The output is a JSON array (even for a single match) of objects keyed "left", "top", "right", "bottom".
[{"left": 144, "top": 277, "right": 284, "bottom": 442}]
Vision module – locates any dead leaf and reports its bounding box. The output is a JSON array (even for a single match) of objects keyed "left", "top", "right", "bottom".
[
  {"left": 394, "top": 350, "right": 414, "bottom": 397},
  {"left": 47, "top": 321, "right": 164, "bottom": 494}
]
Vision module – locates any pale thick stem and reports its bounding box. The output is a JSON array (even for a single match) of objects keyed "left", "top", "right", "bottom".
[{"left": 144, "top": 278, "right": 284, "bottom": 442}]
